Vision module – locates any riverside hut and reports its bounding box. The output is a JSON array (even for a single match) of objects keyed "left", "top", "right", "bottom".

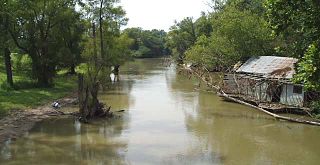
[{"left": 223, "top": 56, "right": 305, "bottom": 109}]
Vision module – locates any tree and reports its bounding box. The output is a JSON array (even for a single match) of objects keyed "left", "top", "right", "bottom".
[
  {"left": 78, "top": 0, "right": 131, "bottom": 120},
  {"left": 108, "top": 33, "right": 133, "bottom": 66},
  {"left": 294, "top": 44, "right": 320, "bottom": 91},
  {"left": 266, "top": 0, "right": 320, "bottom": 58},
  {"left": 166, "top": 17, "right": 197, "bottom": 63},
  {"left": 123, "top": 28, "right": 168, "bottom": 58},
  {"left": 185, "top": 1, "right": 274, "bottom": 70},
  {"left": 0, "top": 0, "right": 13, "bottom": 87},
  {"left": 56, "top": 9, "right": 85, "bottom": 74},
  {"left": 194, "top": 12, "right": 213, "bottom": 38},
  {"left": 8, "top": 0, "right": 82, "bottom": 87},
  {"left": 266, "top": 0, "right": 320, "bottom": 91}
]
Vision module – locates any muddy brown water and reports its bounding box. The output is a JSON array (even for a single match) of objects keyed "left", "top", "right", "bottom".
[{"left": 1, "top": 59, "right": 320, "bottom": 165}]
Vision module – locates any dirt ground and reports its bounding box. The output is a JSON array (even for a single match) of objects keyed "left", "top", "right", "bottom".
[{"left": 0, "top": 94, "right": 78, "bottom": 147}]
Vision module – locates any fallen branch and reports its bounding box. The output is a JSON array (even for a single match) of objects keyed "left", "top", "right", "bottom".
[
  {"left": 218, "top": 91, "right": 320, "bottom": 126},
  {"left": 181, "top": 66, "right": 320, "bottom": 126}
]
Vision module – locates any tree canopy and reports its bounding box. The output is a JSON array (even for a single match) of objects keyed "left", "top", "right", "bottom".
[
  {"left": 265, "top": 0, "right": 320, "bottom": 91},
  {"left": 123, "top": 28, "right": 168, "bottom": 58},
  {"left": 167, "top": 0, "right": 274, "bottom": 70}
]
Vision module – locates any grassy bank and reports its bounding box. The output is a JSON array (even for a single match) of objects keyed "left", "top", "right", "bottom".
[{"left": 0, "top": 56, "right": 77, "bottom": 117}]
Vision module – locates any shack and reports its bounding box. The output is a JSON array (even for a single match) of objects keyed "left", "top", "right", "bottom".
[{"left": 222, "top": 56, "right": 306, "bottom": 110}]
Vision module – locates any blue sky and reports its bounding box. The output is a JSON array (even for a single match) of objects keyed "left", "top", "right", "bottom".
[{"left": 119, "top": 0, "right": 210, "bottom": 31}]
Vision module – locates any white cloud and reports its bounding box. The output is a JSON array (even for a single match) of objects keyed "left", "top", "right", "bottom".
[{"left": 119, "top": 0, "right": 210, "bottom": 31}]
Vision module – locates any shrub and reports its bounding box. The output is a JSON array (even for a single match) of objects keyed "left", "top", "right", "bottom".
[{"left": 310, "top": 101, "right": 320, "bottom": 119}]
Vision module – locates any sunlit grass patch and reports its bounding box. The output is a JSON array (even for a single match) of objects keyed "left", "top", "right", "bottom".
[{"left": 0, "top": 56, "right": 77, "bottom": 118}]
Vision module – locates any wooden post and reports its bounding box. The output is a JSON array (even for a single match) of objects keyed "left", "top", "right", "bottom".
[
  {"left": 246, "top": 78, "right": 249, "bottom": 96},
  {"left": 285, "top": 84, "right": 288, "bottom": 104},
  {"left": 259, "top": 82, "right": 262, "bottom": 102}
]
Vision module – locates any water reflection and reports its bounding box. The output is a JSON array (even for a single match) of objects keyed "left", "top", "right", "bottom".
[
  {"left": 1, "top": 59, "right": 320, "bottom": 165},
  {"left": 0, "top": 116, "right": 130, "bottom": 164}
]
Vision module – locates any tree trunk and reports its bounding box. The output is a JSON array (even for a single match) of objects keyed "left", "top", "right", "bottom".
[
  {"left": 78, "top": 74, "right": 111, "bottom": 121},
  {"left": 70, "top": 63, "right": 76, "bottom": 74},
  {"left": 92, "top": 22, "right": 98, "bottom": 65},
  {"left": 31, "top": 57, "right": 52, "bottom": 87},
  {"left": 77, "top": 22, "right": 112, "bottom": 121},
  {"left": 4, "top": 47, "right": 13, "bottom": 87},
  {"left": 99, "top": 0, "right": 105, "bottom": 58}
]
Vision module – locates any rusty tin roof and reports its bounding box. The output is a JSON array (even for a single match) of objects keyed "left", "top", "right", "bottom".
[{"left": 236, "top": 56, "right": 298, "bottom": 79}]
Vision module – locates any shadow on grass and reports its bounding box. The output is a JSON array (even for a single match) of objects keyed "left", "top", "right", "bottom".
[{"left": 0, "top": 76, "right": 77, "bottom": 116}]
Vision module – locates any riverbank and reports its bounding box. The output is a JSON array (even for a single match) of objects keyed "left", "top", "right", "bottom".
[
  {"left": 0, "top": 75, "right": 77, "bottom": 117},
  {"left": 181, "top": 65, "right": 320, "bottom": 126},
  {"left": 0, "top": 56, "right": 79, "bottom": 146},
  {"left": 0, "top": 55, "right": 78, "bottom": 117},
  {"left": 0, "top": 93, "right": 78, "bottom": 146}
]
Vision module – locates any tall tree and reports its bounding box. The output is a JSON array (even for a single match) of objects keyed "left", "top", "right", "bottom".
[
  {"left": 166, "top": 17, "right": 197, "bottom": 63},
  {"left": 266, "top": 0, "right": 320, "bottom": 58},
  {"left": 0, "top": 0, "right": 13, "bottom": 87},
  {"left": 8, "top": 0, "right": 81, "bottom": 87},
  {"left": 123, "top": 28, "right": 168, "bottom": 58},
  {"left": 56, "top": 8, "right": 85, "bottom": 74},
  {"left": 184, "top": 1, "right": 274, "bottom": 70},
  {"left": 78, "top": 0, "right": 130, "bottom": 120}
]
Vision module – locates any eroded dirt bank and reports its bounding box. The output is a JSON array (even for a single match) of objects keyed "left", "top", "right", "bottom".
[{"left": 0, "top": 94, "right": 77, "bottom": 146}]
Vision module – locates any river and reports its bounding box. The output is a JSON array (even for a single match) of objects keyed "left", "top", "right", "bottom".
[{"left": 1, "top": 58, "right": 319, "bottom": 165}]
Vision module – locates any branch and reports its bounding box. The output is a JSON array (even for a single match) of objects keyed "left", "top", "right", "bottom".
[{"left": 8, "top": 29, "right": 28, "bottom": 53}]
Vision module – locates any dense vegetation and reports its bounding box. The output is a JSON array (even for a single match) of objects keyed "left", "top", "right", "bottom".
[
  {"left": 123, "top": 28, "right": 169, "bottom": 58},
  {"left": 166, "top": 0, "right": 275, "bottom": 70},
  {"left": 166, "top": 0, "right": 320, "bottom": 113}
]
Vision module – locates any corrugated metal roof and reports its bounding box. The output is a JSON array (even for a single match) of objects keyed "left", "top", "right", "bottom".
[{"left": 236, "top": 56, "right": 298, "bottom": 79}]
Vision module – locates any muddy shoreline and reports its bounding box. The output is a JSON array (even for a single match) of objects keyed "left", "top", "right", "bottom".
[{"left": 0, "top": 94, "right": 78, "bottom": 147}]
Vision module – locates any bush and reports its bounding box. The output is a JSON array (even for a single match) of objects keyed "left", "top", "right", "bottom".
[
  {"left": 310, "top": 101, "right": 320, "bottom": 119},
  {"left": 0, "top": 81, "right": 14, "bottom": 91},
  {"left": 11, "top": 53, "right": 33, "bottom": 75}
]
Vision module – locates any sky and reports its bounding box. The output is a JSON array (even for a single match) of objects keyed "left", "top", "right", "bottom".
[{"left": 119, "top": 0, "right": 210, "bottom": 31}]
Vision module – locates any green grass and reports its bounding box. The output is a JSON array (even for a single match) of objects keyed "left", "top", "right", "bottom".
[{"left": 0, "top": 56, "right": 77, "bottom": 117}]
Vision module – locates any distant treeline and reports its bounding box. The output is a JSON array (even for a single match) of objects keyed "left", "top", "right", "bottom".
[{"left": 123, "top": 28, "right": 170, "bottom": 58}]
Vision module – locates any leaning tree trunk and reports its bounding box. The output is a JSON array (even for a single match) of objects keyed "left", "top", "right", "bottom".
[
  {"left": 78, "top": 74, "right": 90, "bottom": 119},
  {"left": 4, "top": 47, "right": 13, "bottom": 87},
  {"left": 78, "top": 74, "right": 112, "bottom": 122}
]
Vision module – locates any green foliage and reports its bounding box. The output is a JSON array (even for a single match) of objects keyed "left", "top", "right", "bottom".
[
  {"left": 294, "top": 43, "right": 320, "bottom": 91},
  {"left": 109, "top": 33, "right": 134, "bottom": 65},
  {"left": 0, "top": 55, "right": 77, "bottom": 117},
  {"left": 265, "top": 0, "right": 320, "bottom": 57},
  {"left": 0, "top": 54, "right": 33, "bottom": 90},
  {"left": 310, "top": 101, "right": 320, "bottom": 118},
  {"left": 195, "top": 13, "right": 213, "bottom": 37},
  {"left": 123, "top": 28, "right": 168, "bottom": 58},
  {"left": 266, "top": 0, "right": 320, "bottom": 91},
  {"left": 184, "top": 1, "right": 274, "bottom": 70},
  {"left": 11, "top": 54, "right": 32, "bottom": 75},
  {"left": 5, "top": 0, "right": 84, "bottom": 86},
  {"left": 0, "top": 81, "right": 14, "bottom": 91},
  {"left": 166, "top": 17, "right": 197, "bottom": 63}
]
